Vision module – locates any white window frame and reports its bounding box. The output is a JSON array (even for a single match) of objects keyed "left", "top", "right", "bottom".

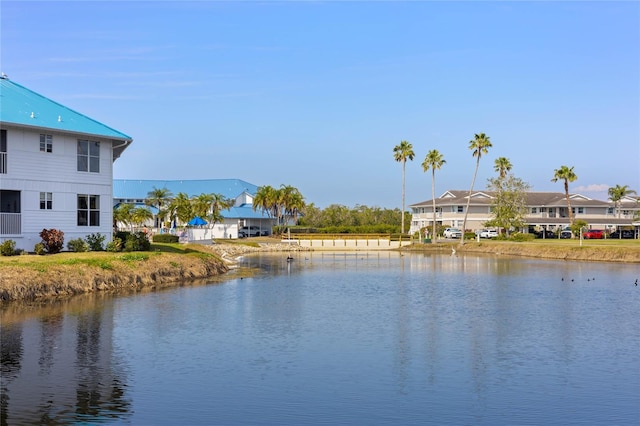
[
  {"left": 77, "top": 194, "right": 100, "bottom": 226},
  {"left": 77, "top": 140, "right": 100, "bottom": 173},
  {"left": 40, "top": 192, "right": 52, "bottom": 210},
  {"left": 40, "top": 134, "right": 53, "bottom": 153}
]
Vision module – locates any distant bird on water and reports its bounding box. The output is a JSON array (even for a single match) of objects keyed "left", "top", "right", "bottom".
[{"left": 635, "top": 279, "right": 638, "bottom": 286}]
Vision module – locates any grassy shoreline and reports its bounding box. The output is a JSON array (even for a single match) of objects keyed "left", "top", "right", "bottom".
[
  {"left": 1, "top": 239, "right": 638, "bottom": 303},
  {"left": 405, "top": 239, "right": 640, "bottom": 263}
]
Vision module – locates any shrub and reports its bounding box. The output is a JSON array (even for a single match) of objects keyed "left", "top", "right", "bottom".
[
  {"left": 123, "top": 232, "right": 151, "bottom": 252},
  {"left": 85, "top": 233, "right": 106, "bottom": 251},
  {"left": 34, "top": 242, "right": 46, "bottom": 255},
  {"left": 0, "top": 240, "right": 17, "bottom": 256},
  {"left": 152, "top": 234, "right": 179, "bottom": 243},
  {"left": 510, "top": 232, "right": 535, "bottom": 242},
  {"left": 40, "top": 228, "right": 64, "bottom": 254},
  {"left": 67, "top": 238, "right": 89, "bottom": 252},
  {"left": 106, "top": 237, "right": 123, "bottom": 253}
]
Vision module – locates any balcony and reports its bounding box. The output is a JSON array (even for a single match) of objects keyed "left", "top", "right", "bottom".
[{"left": 0, "top": 213, "right": 21, "bottom": 235}]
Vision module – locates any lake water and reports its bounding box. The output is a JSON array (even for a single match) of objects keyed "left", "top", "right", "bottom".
[{"left": 1, "top": 252, "right": 639, "bottom": 425}]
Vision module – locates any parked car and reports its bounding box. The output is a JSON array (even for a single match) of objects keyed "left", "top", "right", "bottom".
[
  {"left": 582, "top": 229, "right": 604, "bottom": 239},
  {"left": 534, "top": 230, "right": 556, "bottom": 239},
  {"left": 443, "top": 228, "right": 462, "bottom": 238},
  {"left": 477, "top": 229, "right": 498, "bottom": 238},
  {"left": 239, "top": 226, "right": 262, "bottom": 238},
  {"left": 610, "top": 230, "right": 634, "bottom": 239},
  {"left": 560, "top": 230, "right": 573, "bottom": 239}
]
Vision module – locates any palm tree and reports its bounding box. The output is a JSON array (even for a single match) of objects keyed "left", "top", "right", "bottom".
[
  {"left": 254, "top": 185, "right": 278, "bottom": 219},
  {"left": 421, "top": 149, "right": 446, "bottom": 241},
  {"left": 169, "top": 192, "right": 193, "bottom": 225},
  {"left": 131, "top": 207, "right": 153, "bottom": 229},
  {"left": 208, "top": 193, "right": 233, "bottom": 226},
  {"left": 113, "top": 203, "right": 134, "bottom": 231},
  {"left": 192, "top": 193, "right": 214, "bottom": 221},
  {"left": 551, "top": 165, "right": 578, "bottom": 225},
  {"left": 145, "top": 186, "right": 173, "bottom": 229},
  {"left": 393, "top": 140, "right": 414, "bottom": 234},
  {"left": 493, "top": 157, "right": 512, "bottom": 179},
  {"left": 608, "top": 184, "right": 637, "bottom": 219},
  {"left": 461, "top": 133, "right": 492, "bottom": 244},
  {"left": 280, "top": 184, "right": 305, "bottom": 226}
]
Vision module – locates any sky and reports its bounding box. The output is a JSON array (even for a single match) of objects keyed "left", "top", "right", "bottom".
[{"left": 2, "top": 1, "right": 638, "bottom": 209}]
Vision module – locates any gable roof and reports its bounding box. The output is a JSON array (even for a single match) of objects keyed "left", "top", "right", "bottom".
[
  {"left": 0, "top": 76, "right": 132, "bottom": 142},
  {"left": 113, "top": 179, "right": 259, "bottom": 201},
  {"left": 410, "top": 190, "right": 610, "bottom": 208}
]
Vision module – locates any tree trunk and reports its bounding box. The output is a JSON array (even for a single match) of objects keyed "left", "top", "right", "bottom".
[
  {"left": 431, "top": 169, "right": 437, "bottom": 242},
  {"left": 461, "top": 158, "right": 480, "bottom": 244}
]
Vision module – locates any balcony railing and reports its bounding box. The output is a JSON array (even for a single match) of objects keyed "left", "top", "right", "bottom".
[
  {"left": 0, "top": 152, "right": 6, "bottom": 174},
  {"left": 0, "top": 213, "right": 21, "bottom": 235}
]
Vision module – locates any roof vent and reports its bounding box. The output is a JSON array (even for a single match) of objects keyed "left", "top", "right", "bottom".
[
  {"left": 58, "top": 116, "right": 62, "bottom": 122},
  {"left": 0, "top": 72, "right": 7, "bottom": 79},
  {"left": 30, "top": 112, "right": 35, "bottom": 119}
]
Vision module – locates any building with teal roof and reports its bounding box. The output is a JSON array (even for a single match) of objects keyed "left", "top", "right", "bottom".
[
  {"left": 113, "top": 179, "right": 275, "bottom": 239},
  {"left": 1, "top": 76, "right": 133, "bottom": 251}
]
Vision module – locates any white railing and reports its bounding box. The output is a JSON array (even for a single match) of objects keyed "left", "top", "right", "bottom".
[
  {"left": 0, "top": 152, "right": 6, "bottom": 174},
  {"left": 0, "top": 213, "right": 21, "bottom": 235}
]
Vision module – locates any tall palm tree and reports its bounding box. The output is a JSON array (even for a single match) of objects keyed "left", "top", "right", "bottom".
[
  {"left": 493, "top": 157, "right": 512, "bottom": 179},
  {"left": 421, "top": 149, "right": 446, "bottom": 241},
  {"left": 145, "top": 186, "right": 173, "bottom": 228},
  {"left": 393, "top": 140, "right": 414, "bottom": 234},
  {"left": 608, "top": 184, "right": 637, "bottom": 219},
  {"left": 461, "top": 133, "right": 492, "bottom": 244},
  {"left": 551, "top": 165, "right": 578, "bottom": 225}
]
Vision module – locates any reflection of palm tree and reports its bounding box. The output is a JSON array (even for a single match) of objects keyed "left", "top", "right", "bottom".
[
  {"left": 551, "top": 165, "right": 578, "bottom": 225},
  {"left": 461, "top": 133, "right": 492, "bottom": 244},
  {"left": 393, "top": 141, "right": 415, "bottom": 234},
  {"left": 422, "top": 150, "right": 446, "bottom": 241}
]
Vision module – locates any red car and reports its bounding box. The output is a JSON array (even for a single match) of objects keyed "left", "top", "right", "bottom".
[{"left": 583, "top": 229, "right": 604, "bottom": 239}]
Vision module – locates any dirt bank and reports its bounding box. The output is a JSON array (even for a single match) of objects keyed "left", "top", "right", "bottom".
[{"left": 0, "top": 251, "right": 228, "bottom": 302}]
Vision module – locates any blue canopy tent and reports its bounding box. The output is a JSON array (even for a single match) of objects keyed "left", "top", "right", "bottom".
[{"left": 187, "top": 216, "right": 207, "bottom": 226}]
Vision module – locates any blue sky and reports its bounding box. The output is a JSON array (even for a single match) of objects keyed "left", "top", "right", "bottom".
[{"left": 2, "top": 1, "right": 638, "bottom": 208}]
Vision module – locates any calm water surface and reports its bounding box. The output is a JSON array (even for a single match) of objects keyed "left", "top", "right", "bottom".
[{"left": 1, "top": 252, "right": 639, "bottom": 425}]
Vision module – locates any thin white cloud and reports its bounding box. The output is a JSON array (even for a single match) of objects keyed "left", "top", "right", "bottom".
[{"left": 574, "top": 184, "right": 609, "bottom": 192}]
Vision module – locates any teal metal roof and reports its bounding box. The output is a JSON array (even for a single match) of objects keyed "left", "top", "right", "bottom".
[
  {"left": 0, "top": 77, "right": 132, "bottom": 141},
  {"left": 113, "top": 179, "right": 259, "bottom": 201}
]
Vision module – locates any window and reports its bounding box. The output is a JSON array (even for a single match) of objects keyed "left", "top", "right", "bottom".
[
  {"left": 607, "top": 207, "right": 614, "bottom": 214},
  {"left": 40, "top": 192, "right": 52, "bottom": 210},
  {"left": 40, "top": 134, "right": 52, "bottom": 152},
  {"left": 531, "top": 207, "right": 537, "bottom": 214},
  {"left": 457, "top": 206, "right": 464, "bottom": 213},
  {"left": 77, "top": 140, "right": 100, "bottom": 173},
  {"left": 0, "top": 129, "right": 6, "bottom": 174},
  {"left": 77, "top": 194, "right": 100, "bottom": 226},
  {"left": 540, "top": 207, "right": 547, "bottom": 212}
]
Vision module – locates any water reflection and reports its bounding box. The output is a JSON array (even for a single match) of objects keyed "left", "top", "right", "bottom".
[
  {"left": 1, "top": 253, "right": 638, "bottom": 425},
  {"left": 0, "top": 295, "right": 132, "bottom": 424}
]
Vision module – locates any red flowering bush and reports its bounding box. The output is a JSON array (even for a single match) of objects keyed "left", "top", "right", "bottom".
[{"left": 39, "top": 228, "right": 64, "bottom": 254}]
